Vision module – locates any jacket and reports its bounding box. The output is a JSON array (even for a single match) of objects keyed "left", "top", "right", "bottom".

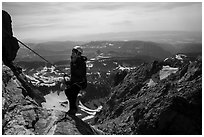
[{"left": 70, "top": 56, "right": 87, "bottom": 89}]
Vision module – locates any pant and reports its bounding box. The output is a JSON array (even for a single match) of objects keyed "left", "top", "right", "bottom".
[{"left": 64, "top": 83, "right": 81, "bottom": 111}]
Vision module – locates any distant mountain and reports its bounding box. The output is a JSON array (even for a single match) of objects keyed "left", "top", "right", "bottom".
[
  {"left": 144, "top": 42, "right": 202, "bottom": 55},
  {"left": 156, "top": 43, "right": 177, "bottom": 54},
  {"left": 16, "top": 41, "right": 86, "bottom": 62},
  {"left": 33, "top": 41, "right": 86, "bottom": 51},
  {"left": 82, "top": 41, "right": 172, "bottom": 60},
  {"left": 174, "top": 43, "right": 202, "bottom": 54},
  {"left": 73, "top": 31, "right": 201, "bottom": 44},
  {"left": 16, "top": 40, "right": 201, "bottom": 63}
]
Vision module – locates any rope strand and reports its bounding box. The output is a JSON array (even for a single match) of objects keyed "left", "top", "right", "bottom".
[
  {"left": 3, "top": 28, "right": 67, "bottom": 75},
  {"left": 17, "top": 39, "right": 66, "bottom": 74}
]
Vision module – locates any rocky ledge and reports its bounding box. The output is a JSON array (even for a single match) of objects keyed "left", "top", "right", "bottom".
[{"left": 2, "top": 66, "right": 103, "bottom": 135}]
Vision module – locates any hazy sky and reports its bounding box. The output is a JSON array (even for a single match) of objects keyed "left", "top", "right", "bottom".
[{"left": 2, "top": 2, "right": 202, "bottom": 42}]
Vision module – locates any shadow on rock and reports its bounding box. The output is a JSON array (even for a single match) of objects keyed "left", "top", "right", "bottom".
[{"left": 68, "top": 114, "right": 96, "bottom": 135}]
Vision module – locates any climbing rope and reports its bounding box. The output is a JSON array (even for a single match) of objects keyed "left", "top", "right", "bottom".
[
  {"left": 3, "top": 28, "right": 66, "bottom": 74},
  {"left": 17, "top": 39, "right": 67, "bottom": 75}
]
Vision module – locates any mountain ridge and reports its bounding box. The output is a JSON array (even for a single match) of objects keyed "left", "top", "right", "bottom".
[
  {"left": 16, "top": 40, "right": 201, "bottom": 63},
  {"left": 93, "top": 54, "right": 202, "bottom": 134}
]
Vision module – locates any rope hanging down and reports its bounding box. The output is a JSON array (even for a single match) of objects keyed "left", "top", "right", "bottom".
[{"left": 17, "top": 39, "right": 66, "bottom": 74}]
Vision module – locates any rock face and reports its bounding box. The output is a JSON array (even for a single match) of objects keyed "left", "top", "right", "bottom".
[
  {"left": 94, "top": 55, "right": 202, "bottom": 135},
  {"left": 2, "top": 66, "right": 102, "bottom": 135}
]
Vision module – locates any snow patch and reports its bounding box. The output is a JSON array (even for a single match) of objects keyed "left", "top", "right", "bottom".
[
  {"left": 87, "top": 63, "right": 94, "bottom": 68},
  {"left": 147, "top": 79, "right": 157, "bottom": 87},
  {"left": 115, "top": 65, "right": 137, "bottom": 71},
  {"left": 146, "top": 72, "right": 160, "bottom": 87},
  {"left": 176, "top": 54, "right": 186, "bottom": 60},
  {"left": 42, "top": 91, "right": 103, "bottom": 121},
  {"left": 78, "top": 101, "right": 102, "bottom": 112},
  {"left": 106, "top": 72, "right": 111, "bottom": 75},
  {"left": 42, "top": 91, "right": 68, "bottom": 112},
  {"left": 82, "top": 115, "right": 95, "bottom": 121},
  {"left": 78, "top": 101, "right": 103, "bottom": 121},
  {"left": 90, "top": 55, "right": 110, "bottom": 61},
  {"left": 164, "top": 58, "right": 169, "bottom": 62},
  {"left": 25, "top": 66, "right": 64, "bottom": 87},
  {"left": 103, "top": 63, "right": 107, "bottom": 66},
  {"left": 160, "top": 65, "right": 178, "bottom": 80}
]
